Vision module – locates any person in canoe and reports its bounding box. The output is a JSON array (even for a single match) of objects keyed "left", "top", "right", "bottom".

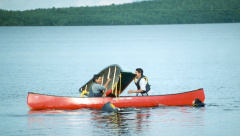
[
  {"left": 89, "top": 74, "right": 111, "bottom": 97},
  {"left": 128, "top": 68, "right": 151, "bottom": 96}
]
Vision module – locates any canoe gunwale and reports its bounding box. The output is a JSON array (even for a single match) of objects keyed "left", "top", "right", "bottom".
[{"left": 28, "top": 88, "right": 204, "bottom": 98}]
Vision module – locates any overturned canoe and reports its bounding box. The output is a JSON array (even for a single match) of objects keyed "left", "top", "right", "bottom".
[
  {"left": 79, "top": 64, "right": 136, "bottom": 97},
  {"left": 27, "top": 88, "right": 205, "bottom": 110}
]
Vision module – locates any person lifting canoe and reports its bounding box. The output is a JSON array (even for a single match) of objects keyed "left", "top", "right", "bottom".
[{"left": 89, "top": 74, "right": 111, "bottom": 97}]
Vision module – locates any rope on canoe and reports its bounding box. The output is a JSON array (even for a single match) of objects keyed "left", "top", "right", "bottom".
[
  {"left": 110, "top": 73, "right": 122, "bottom": 100},
  {"left": 80, "top": 90, "right": 89, "bottom": 97}
]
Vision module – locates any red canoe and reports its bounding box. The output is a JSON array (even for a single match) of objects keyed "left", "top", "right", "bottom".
[{"left": 27, "top": 88, "right": 205, "bottom": 110}]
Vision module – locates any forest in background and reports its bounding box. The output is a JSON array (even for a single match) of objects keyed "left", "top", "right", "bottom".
[{"left": 0, "top": 0, "right": 239, "bottom": 26}]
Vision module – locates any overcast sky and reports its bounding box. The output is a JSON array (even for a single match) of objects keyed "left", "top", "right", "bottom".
[{"left": 0, "top": 0, "right": 143, "bottom": 11}]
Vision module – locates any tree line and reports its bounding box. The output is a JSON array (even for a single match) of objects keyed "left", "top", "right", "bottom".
[{"left": 0, "top": 0, "right": 239, "bottom": 26}]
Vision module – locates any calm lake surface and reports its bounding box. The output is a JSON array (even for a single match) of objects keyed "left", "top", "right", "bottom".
[{"left": 0, "top": 23, "right": 240, "bottom": 135}]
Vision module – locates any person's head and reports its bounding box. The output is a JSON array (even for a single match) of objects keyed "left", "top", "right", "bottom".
[
  {"left": 135, "top": 68, "right": 143, "bottom": 79},
  {"left": 192, "top": 98, "right": 202, "bottom": 105},
  {"left": 92, "top": 74, "right": 102, "bottom": 84}
]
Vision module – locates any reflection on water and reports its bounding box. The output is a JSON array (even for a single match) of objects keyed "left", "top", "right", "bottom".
[
  {"left": 27, "top": 107, "right": 206, "bottom": 135},
  {"left": 90, "top": 111, "right": 132, "bottom": 135},
  {"left": 89, "top": 109, "right": 151, "bottom": 135}
]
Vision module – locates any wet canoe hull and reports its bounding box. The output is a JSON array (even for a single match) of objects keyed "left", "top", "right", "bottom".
[{"left": 27, "top": 88, "right": 205, "bottom": 110}]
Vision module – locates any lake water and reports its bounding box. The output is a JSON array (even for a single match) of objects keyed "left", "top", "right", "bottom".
[{"left": 0, "top": 23, "right": 240, "bottom": 135}]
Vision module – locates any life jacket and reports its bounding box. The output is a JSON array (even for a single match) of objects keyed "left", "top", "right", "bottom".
[
  {"left": 89, "top": 82, "right": 102, "bottom": 97},
  {"left": 134, "top": 75, "right": 151, "bottom": 96},
  {"left": 193, "top": 103, "right": 205, "bottom": 107},
  {"left": 101, "top": 102, "right": 119, "bottom": 112}
]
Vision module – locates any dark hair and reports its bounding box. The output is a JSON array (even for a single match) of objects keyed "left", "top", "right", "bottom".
[
  {"left": 92, "top": 74, "right": 100, "bottom": 82},
  {"left": 194, "top": 98, "right": 202, "bottom": 104},
  {"left": 136, "top": 68, "right": 143, "bottom": 76}
]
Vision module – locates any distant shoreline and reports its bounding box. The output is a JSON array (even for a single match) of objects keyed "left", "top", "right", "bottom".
[
  {"left": 1, "top": 0, "right": 239, "bottom": 26},
  {"left": 0, "top": 22, "right": 239, "bottom": 27}
]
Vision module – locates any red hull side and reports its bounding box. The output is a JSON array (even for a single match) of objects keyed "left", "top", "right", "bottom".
[{"left": 27, "top": 88, "right": 205, "bottom": 110}]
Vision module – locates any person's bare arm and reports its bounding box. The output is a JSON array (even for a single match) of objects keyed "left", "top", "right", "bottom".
[
  {"left": 128, "top": 89, "right": 143, "bottom": 94},
  {"left": 104, "top": 78, "right": 111, "bottom": 88}
]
